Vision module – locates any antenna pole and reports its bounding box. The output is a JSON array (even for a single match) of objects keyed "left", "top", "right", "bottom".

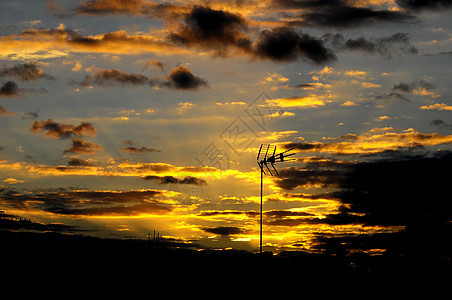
[
  {"left": 256, "top": 144, "right": 295, "bottom": 254},
  {"left": 260, "top": 164, "right": 263, "bottom": 254}
]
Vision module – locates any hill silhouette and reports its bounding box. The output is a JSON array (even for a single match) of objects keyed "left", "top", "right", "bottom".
[{"left": 2, "top": 230, "right": 449, "bottom": 275}]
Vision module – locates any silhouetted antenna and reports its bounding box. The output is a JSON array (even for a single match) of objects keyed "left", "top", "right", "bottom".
[{"left": 256, "top": 144, "right": 295, "bottom": 254}]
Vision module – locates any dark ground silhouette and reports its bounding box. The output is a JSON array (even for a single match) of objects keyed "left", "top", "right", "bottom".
[{"left": 2, "top": 230, "right": 450, "bottom": 274}]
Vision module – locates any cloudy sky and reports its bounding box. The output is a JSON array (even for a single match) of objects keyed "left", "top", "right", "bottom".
[{"left": 1, "top": 0, "right": 452, "bottom": 253}]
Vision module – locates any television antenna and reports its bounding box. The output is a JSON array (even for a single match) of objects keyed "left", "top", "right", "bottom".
[{"left": 256, "top": 144, "right": 295, "bottom": 254}]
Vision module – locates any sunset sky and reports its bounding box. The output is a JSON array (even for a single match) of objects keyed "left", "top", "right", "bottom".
[{"left": 1, "top": 0, "right": 452, "bottom": 253}]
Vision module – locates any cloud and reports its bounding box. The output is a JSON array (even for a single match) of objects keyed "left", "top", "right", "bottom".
[
  {"left": 253, "top": 26, "right": 336, "bottom": 64},
  {"left": 396, "top": 0, "right": 452, "bottom": 11},
  {"left": 326, "top": 32, "right": 418, "bottom": 58},
  {"left": 168, "top": 5, "right": 250, "bottom": 56},
  {"left": 0, "top": 105, "right": 15, "bottom": 116},
  {"left": 72, "top": 0, "right": 159, "bottom": 16},
  {"left": 420, "top": 103, "right": 452, "bottom": 111},
  {"left": 50, "top": 0, "right": 187, "bottom": 20},
  {"left": 163, "top": 65, "right": 208, "bottom": 90},
  {"left": 0, "top": 81, "right": 20, "bottom": 98},
  {"left": 92, "top": 68, "right": 149, "bottom": 86},
  {"left": 392, "top": 80, "right": 436, "bottom": 95},
  {"left": 67, "top": 158, "right": 97, "bottom": 167},
  {"left": 274, "top": 167, "right": 343, "bottom": 190},
  {"left": 266, "top": 95, "right": 327, "bottom": 108},
  {"left": 201, "top": 226, "right": 244, "bottom": 235},
  {"left": 0, "top": 62, "right": 54, "bottom": 81},
  {"left": 263, "top": 209, "right": 317, "bottom": 227},
  {"left": 0, "top": 158, "right": 220, "bottom": 179},
  {"left": 168, "top": 7, "right": 336, "bottom": 65},
  {"left": 281, "top": 128, "right": 452, "bottom": 155},
  {"left": 31, "top": 119, "right": 97, "bottom": 139},
  {"left": 143, "top": 175, "right": 207, "bottom": 185},
  {"left": 0, "top": 188, "right": 173, "bottom": 216},
  {"left": 329, "top": 151, "right": 452, "bottom": 228},
  {"left": 3, "top": 178, "right": 25, "bottom": 184},
  {"left": 0, "top": 27, "right": 188, "bottom": 60},
  {"left": 120, "top": 146, "right": 161, "bottom": 153},
  {"left": 143, "top": 59, "right": 165, "bottom": 71},
  {"left": 375, "top": 92, "right": 411, "bottom": 102},
  {"left": 64, "top": 138, "right": 103, "bottom": 154},
  {"left": 281, "top": 0, "right": 416, "bottom": 28},
  {"left": 430, "top": 119, "right": 452, "bottom": 129},
  {"left": 73, "top": 66, "right": 208, "bottom": 90}
]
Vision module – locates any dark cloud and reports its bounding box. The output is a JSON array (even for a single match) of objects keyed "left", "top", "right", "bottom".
[
  {"left": 430, "top": 119, "right": 452, "bottom": 129},
  {"left": 198, "top": 210, "right": 259, "bottom": 217},
  {"left": 274, "top": 166, "right": 343, "bottom": 190},
  {"left": 167, "top": 7, "right": 336, "bottom": 65},
  {"left": 392, "top": 80, "right": 436, "bottom": 94},
  {"left": 67, "top": 157, "right": 97, "bottom": 167},
  {"left": 20, "top": 110, "right": 39, "bottom": 119},
  {"left": 0, "top": 81, "right": 20, "bottom": 98},
  {"left": 31, "top": 119, "right": 97, "bottom": 139},
  {"left": 272, "top": 0, "right": 344, "bottom": 9},
  {"left": 93, "top": 68, "right": 149, "bottom": 86},
  {"left": 283, "top": 141, "right": 325, "bottom": 151},
  {"left": 275, "top": 150, "right": 452, "bottom": 231},
  {"left": 375, "top": 92, "right": 411, "bottom": 102},
  {"left": 265, "top": 210, "right": 314, "bottom": 218},
  {"left": 302, "top": 5, "right": 415, "bottom": 28},
  {"left": 396, "top": 0, "right": 452, "bottom": 10},
  {"left": 72, "top": 66, "right": 208, "bottom": 90},
  {"left": 431, "top": 119, "right": 446, "bottom": 126},
  {"left": 120, "top": 146, "right": 161, "bottom": 153},
  {"left": 263, "top": 209, "right": 315, "bottom": 226},
  {"left": 277, "top": 0, "right": 416, "bottom": 28},
  {"left": 64, "top": 138, "right": 102, "bottom": 154},
  {"left": 72, "top": 0, "right": 157, "bottom": 15},
  {"left": 330, "top": 151, "right": 452, "bottom": 226},
  {"left": 0, "top": 63, "right": 54, "bottom": 81},
  {"left": 168, "top": 5, "right": 250, "bottom": 55},
  {"left": 163, "top": 65, "right": 208, "bottom": 90},
  {"left": 326, "top": 32, "right": 418, "bottom": 58},
  {"left": 201, "top": 226, "right": 244, "bottom": 235},
  {"left": 143, "top": 175, "right": 207, "bottom": 185},
  {"left": 0, "top": 188, "right": 171, "bottom": 216},
  {"left": 253, "top": 27, "right": 336, "bottom": 64},
  {"left": 375, "top": 80, "right": 435, "bottom": 102}
]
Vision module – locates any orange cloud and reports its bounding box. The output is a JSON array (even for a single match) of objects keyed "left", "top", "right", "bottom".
[
  {"left": 420, "top": 103, "right": 452, "bottom": 111},
  {"left": 0, "top": 26, "right": 189, "bottom": 60},
  {"left": 282, "top": 128, "right": 452, "bottom": 155}
]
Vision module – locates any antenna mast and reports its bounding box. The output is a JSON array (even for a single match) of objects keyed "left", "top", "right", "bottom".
[{"left": 256, "top": 144, "right": 295, "bottom": 254}]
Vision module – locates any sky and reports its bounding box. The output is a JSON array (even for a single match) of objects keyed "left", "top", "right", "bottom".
[{"left": 1, "top": 0, "right": 452, "bottom": 254}]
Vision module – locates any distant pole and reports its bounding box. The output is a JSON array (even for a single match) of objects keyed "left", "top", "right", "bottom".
[{"left": 260, "top": 164, "right": 263, "bottom": 254}]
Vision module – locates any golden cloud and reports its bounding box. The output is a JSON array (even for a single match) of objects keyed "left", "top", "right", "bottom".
[
  {"left": 282, "top": 128, "right": 452, "bottom": 155},
  {"left": 0, "top": 26, "right": 189, "bottom": 60},
  {"left": 0, "top": 159, "right": 220, "bottom": 179},
  {"left": 266, "top": 95, "right": 329, "bottom": 108},
  {"left": 420, "top": 103, "right": 452, "bottom": 111}
]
